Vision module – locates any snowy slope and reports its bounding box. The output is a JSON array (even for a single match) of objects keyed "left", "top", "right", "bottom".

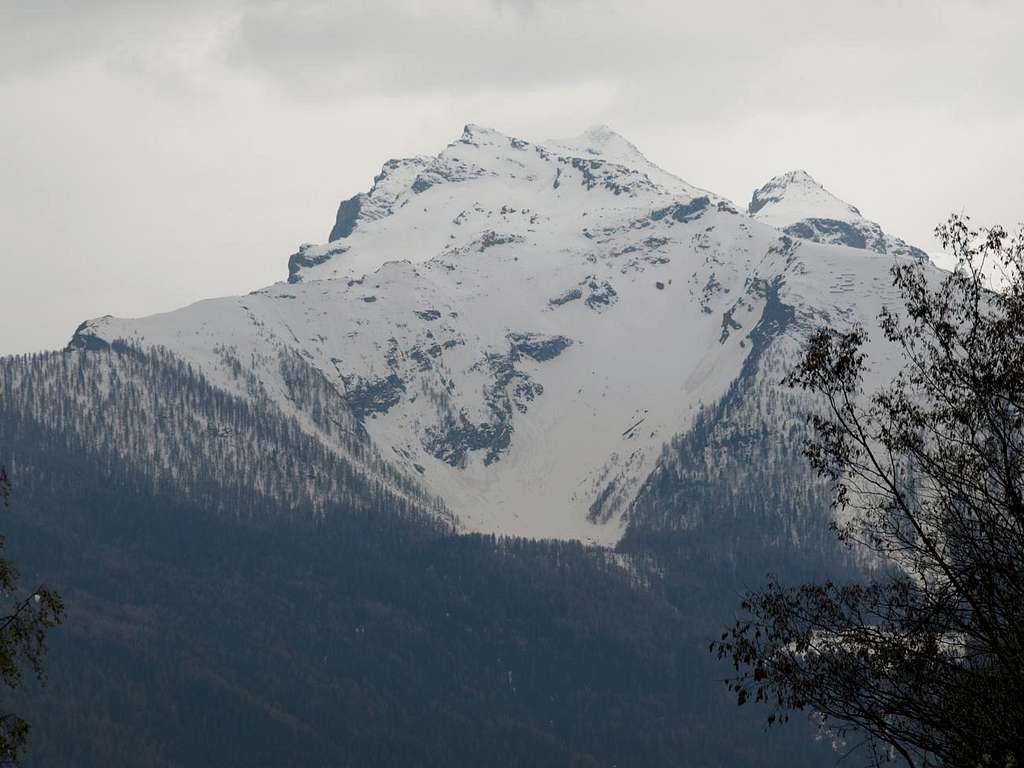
[
  {"left": 749, "top": 170, "right": 928, "bottom": 261},
  {"left": 70, "top": 125, "right": 936, "bottom": 544}
]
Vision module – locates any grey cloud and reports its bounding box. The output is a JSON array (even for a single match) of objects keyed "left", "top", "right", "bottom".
[
  {"left": 1, "top": 0, "right": 1022, "bottom": 355},
  {"left": 217, "top": 0, "right": 1024, "bottom": 117},
  {"left": 4, "top": 0, "right": 1022, "bottom": 120},
  {"left": 0, "top": 1, "right": 210, "bottom": 80}
]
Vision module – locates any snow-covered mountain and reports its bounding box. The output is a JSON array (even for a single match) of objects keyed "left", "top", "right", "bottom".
[
  {"left": 749, "top": 170, "right": 928, "bottom": 261},
  {"left": 69, "top": 125, "right": 935, "bottom": 544}
]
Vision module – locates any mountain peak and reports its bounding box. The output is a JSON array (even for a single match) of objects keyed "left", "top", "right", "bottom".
[
  {"left": 544, "top": 125, "right": 710, "bottom": 201},
  {"left": 458, "top": 123, "right": 510, "bottom": 147},
  {"left": 749, "top": 170, "right": 927, "bottom": 262},
  {"left": 774, "top": 169, "right": 817, "bottom": 185},
  {"left": 547, "top": 124, "right": 642, "bottom": 162},
  {"left": 748, "top": 170, "right": 861, "bottom": 223},
  {"left": 577, "top": 124, "right": 634, "bottom": 149}
]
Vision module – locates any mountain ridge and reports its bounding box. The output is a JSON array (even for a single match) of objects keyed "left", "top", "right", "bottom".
[{"left": 67, "top": 124, "right": 934, "bottom": 543}]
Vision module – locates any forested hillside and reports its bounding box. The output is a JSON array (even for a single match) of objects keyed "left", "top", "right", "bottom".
[
  {"left": 1, "top": 346, "right": 441, "bottom": 524},
  {"left": 0, "top": 346, "right": 840, "bottom": 766},
  {"left": 621, "top": 336, "right": 860, "bottom": 570}
]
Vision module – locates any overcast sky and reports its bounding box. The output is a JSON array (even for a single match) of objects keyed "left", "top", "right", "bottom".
[{"left": 1, "top": 0, "right": 1022, "bottom": 354}]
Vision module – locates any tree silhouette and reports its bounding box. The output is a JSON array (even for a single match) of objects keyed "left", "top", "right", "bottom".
[
  {"left": 715, "top": 216, "right": 1024, "bottom": 766},
  {"left": 0, "top": 466, "right": 63, "bottom": 764}
]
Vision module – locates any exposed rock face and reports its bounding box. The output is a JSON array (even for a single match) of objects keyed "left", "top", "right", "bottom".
[
  {"left": 288, "top": 243, "right": 347, "bottom": 283},
  {"left": 327, "top": 156, "right": 433, "bottom": 244},
  {"left": 548, "top": 277, "right": 618, "bottom": 311},
  {"left": 342, "top": 372, "right": 406, "bottom": 422},
  {"left": 68, "top": 319, "right": 113, "bottom": 351},
  {"left": 651, "top": 196, "right": 711, "bottom": 224},
  {"left": 328, "top": 194, "right": 363, "bottom": 242},
  {"left": 782, "top": 217, "right": 928, "bottom": 261},
  {"left": 507, "top": 332, "right": 573, "bottom": 362},
  {"left": 423, "top": 333, "right": 571, "bottom": 468}
]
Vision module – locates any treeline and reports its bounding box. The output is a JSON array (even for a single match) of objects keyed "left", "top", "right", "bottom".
[
  {"left": 0, "top": 344, "right": 839, "bottom": 766},
  {"left": 0, "top": 345, "right": 445, "bottom": 526},
  {"left": 4, "top": 423, "right": 829, "bottom": 767},
  {"left": 620, "top": 339, "right": 864, "bottom": 607}
]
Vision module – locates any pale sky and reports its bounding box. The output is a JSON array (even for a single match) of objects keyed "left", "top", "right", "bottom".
[{"left": 1, "top": 0, "right": 1022, "bottom": 354}]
